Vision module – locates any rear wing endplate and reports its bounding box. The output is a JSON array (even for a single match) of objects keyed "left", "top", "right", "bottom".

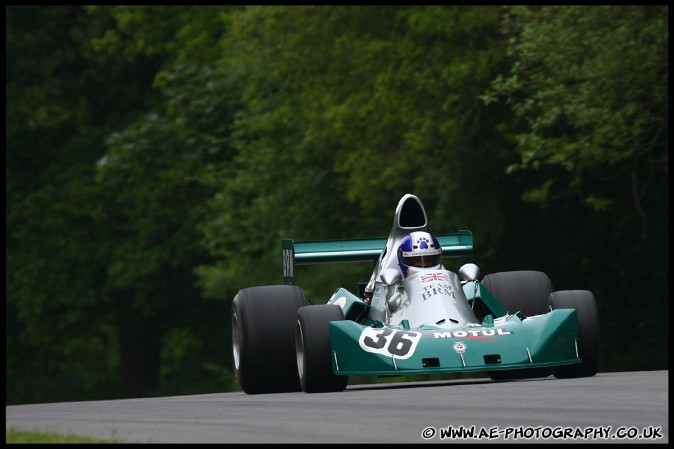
[{"left": 282, "top": 230, "right": 472, "bottom": 284}]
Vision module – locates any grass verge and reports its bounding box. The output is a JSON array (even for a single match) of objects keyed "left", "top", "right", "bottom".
[{"left": 6, "top": 428, "right": 123, "bottom": 444}]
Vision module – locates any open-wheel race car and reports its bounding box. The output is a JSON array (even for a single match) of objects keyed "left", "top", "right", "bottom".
[{"left": 231, "top": 194, "right": 600, "bottom": 394}]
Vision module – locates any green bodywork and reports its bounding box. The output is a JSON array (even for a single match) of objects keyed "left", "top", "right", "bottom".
[
  {"left": 283, "top": 230, "right": 582, "bottom": 377},
  {"left": 325, "top": 284, "right": 580, "bottom": 376},
  {"left": 328, "top": 313, "right": 579, "bottom": 376}
]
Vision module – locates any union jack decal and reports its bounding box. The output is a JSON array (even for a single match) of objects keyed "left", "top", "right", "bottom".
[{"left": 421, "top": 273, "right": 449, "bottom": 283}]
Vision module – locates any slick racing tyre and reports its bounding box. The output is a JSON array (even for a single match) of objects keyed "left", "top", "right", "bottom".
[
  {"left": 482, "top": 270, "right": 553, "bottom": 317},
  {"left": 550, "top": 290, "right": 600, "bottom": 379},
  {"left": 295, "top": 304, "right": 349, "bottom": 393},
  {"left": 232, "top": 285, "right": 309, "bottom": 394},
  {"left": 483, "top": 270, "right": 554, "bottom": 381}
]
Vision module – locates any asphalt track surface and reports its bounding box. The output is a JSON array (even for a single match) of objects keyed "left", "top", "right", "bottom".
[{"left": 5, "top": 370, "right": 668, "bottom": 444}]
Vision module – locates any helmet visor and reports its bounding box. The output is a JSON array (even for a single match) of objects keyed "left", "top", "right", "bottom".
[{"left": 404, "top": 254, "right": 441, "bottom": 268}]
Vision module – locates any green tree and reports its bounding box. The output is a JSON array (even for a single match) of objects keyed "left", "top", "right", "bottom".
[
  {"left": 7, "top": 5, "right": 235, "bottom": 403},
  {"left": 486, "top": 6, "right": 667, "bottom": 222},
  {"left": 96, "top": 63, "right": 241, "bottom": 397},
  {"left": 484, "top": 6, "right": 668, "bottom": 370},
  {"left": 84, "top": 5, "right": 239, "bottom": 397},
  {"left": 6, "top": 5, "right": 162, "bottom": 403},
  {"left": 197, "top": 6, "right": 514, "bottom": 300}
]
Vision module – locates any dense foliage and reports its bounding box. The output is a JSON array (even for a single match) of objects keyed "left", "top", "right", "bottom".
[{"left": 6, "top": 5, "right": 668, "bottom": 405}]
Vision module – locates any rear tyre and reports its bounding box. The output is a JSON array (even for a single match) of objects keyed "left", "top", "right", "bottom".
[
  {"left": 482, "top": 270, "right": 553, "bottom": 317},
  {"left": 550, "top": 290, "right": 600, "bottom": 378},
  {"left": 296, "top": 304, "right": 349, "bottom": 393},
  {"left": 232, "top": 285, "right": 309, "bottom": 394},
  {"left": 483, "top": 270, "right": 554, "bottom": 381}
]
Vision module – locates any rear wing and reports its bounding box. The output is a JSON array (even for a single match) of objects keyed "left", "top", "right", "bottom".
[{"left": 282, "top": 230, "right": 473, "bottom": 284}]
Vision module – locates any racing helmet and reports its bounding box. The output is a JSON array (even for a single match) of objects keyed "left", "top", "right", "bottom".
[{"left": 397, "top": 231, "right": 443, "bottom": 277}]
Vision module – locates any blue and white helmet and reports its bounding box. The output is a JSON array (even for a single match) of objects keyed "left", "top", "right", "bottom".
[{"left": 397, "top": 231, "right": 443, "bottom": 277}]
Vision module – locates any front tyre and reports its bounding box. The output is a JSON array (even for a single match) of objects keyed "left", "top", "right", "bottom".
[
  {"left": 550, "top": 290, "right": 600, "bottom": 378},
  {"left": 232, "top": 285, "right": 308, "bottom": 394},
  {"left": 296, "top": 304, "right": 349, "bottom": 393}
]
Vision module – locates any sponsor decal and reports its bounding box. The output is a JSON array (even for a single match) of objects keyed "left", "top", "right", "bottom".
[
  {"left": 282, "top": 248, "right": 294, "bottom": 278},
  {"left": 422, "top": 284, "right": 456, "bottom": 301},
  {"left": 421, "top": 273, "right": 449, "bottom": 283},
  {"left": 430, "top": 328, "right": 512, "bottom": 341},
  {"left": 359, "top": 327, "right": 422, "bottom": 359}
]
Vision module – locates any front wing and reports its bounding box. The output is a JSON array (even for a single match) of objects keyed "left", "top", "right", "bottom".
[{"left": 329, "top": 310, "right": 580, "bottom": 376}]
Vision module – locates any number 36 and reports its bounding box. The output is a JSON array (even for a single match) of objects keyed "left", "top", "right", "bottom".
[{"left": 358, "top": 327, "right": 421, "bottom": 359}]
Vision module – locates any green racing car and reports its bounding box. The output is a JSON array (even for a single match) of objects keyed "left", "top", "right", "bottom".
[{"left": 232, "top": 194, "right": 600, "bottom": 394}]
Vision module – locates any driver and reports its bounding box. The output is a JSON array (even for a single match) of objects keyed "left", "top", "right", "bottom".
[{"left": 397, "top": 231, "right": 443, "bottom": 277}]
